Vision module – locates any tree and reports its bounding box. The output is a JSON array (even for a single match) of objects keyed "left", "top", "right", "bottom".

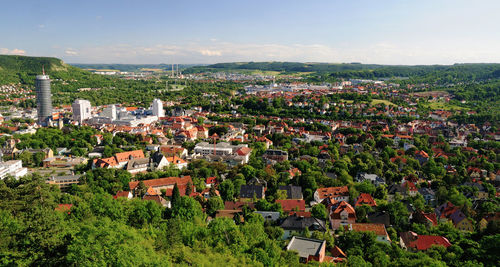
[
  {"left": 171, "top": 183, "right": 181, "bottom": 205},
  {"left": 311, "top": 204, "right": 328, "bottom": 220},
  {"left": 206, "top": 196, "right": 224, "bottom": 217},
  {"left": 66, "top": 218, "right": 165, "bottom": 265},
  {"left": 171, "top": 196, "right": 203, "bottom": 221},
  {"left": 219, "top": 179, "right": 234, "bottom": 201}
]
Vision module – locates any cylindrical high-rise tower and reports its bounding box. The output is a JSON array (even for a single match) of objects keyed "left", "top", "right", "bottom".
[{"left": 36, "top": 73, "right": 52, "bottom": 125}]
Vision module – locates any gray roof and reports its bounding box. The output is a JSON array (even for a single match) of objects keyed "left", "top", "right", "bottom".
[
  {"left": 240, "top": 185, "right": 265, "bottom": 199},
  {"left": 280, "top": 216, "right": 326, "bottom": 232},
  {"left": 286, "top": 236, "right": 325, "bottom": 258},
  {"left": 278, "top": 185, "right": 303, "bottom": 199},
  {"left": 254, "top": 211, "right": 281, "bottom": 221}
]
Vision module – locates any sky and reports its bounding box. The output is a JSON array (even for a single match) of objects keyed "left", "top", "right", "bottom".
[{"left": 1, "top": 0, "right": 499, "bottom": 65}]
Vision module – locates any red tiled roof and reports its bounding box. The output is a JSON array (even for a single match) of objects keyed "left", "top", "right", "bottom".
[
  {"left": 236, "top": 147, "right": 252, "bottom": 156},
  {"left": 316, "top": 186, "right": 349, "bottom": 200},
  {"left": 114, "top": 191, "right": 130, "bottom": 198},
  {"left": 349, "top": 223, "right": 389, "bottom": 238},
  {"left": 129, "top": 176, "right": 192, "bottom": 190},
  {"left": 276, "top": 199, "right": 306, "bottom": 212},
  {"left": 355, "top": 193, "right": 377, "bottom": 207},
  {"left": 115, "top": 150, "right": 145, "bottom": 163},
  {"left": 55, "top": 204, "right": 73, "bottom": 212},
  {"left": 331, "top": 201, "right": 356, "bottom": 220},
  {"left": 224, "top": 201, "right": 255, "bottom": 210}
]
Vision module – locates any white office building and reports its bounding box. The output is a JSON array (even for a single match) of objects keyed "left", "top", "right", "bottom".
[
  {"left": 152, "top": 99, "right": 164, "bottom": 118},
  {"left": 72, "top": 99, "right": 92, "bottom": 124},
  {"left": 101, "top": 105, "right": 117, "bottom": 121},
  {"left": 0, "top": 160, "right": 28, "bottom": 179}
]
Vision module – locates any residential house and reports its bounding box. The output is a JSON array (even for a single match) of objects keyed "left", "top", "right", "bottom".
[
  {"left": 367, "top": 211, "right": 391, "bottom": 227},
  {"left": 347, "top": 223, "right": 391, "bottom": 244},
  {"left": 46, "top": 174, "right": 81, "bottom": 190},
  {"left": 254, "top": 211, "right": 281, "bottom": 222},
  {"left": 400, "top": 231, "right": 451, "bottom": 252},
  {"left": 415, "top": 150, "right": 429, "bottom": 165},
  {"left": 402, "top": 180, "right": 418, "bottom": 197},
  {"left": 166, "top": 155, "right": 188, "bottom": 169},
  {"left": 413, "top": 211, "right": 438, "bottom": 227},
  {"left": 149, "top": 152, "right": 169, "bottom": 171},
  {"left": 314, "top": 186, "right": 349, "bottom": 203},
  {"left": 435, "top": 202, "right": 474, "bottom": 231},
  {"left": 126, "top": 158, "right": 150, "bottom": 174},
  {"left": 279, "top": 215, "right": 326, "bottom": 239},
  {"left": 478, "top": 212, "right": 500, "bottom": 230},
  {"left": 355, "top": 193, "right": 377, "bottom": 207},
  {"left": 330, "top": 201, "right": 356, "bottom": 229},
  {"left": 277, "top": 199, "right": 306, "bottom": 213},
  {"left": 286, "top": 236, "right": 327, "bottom": 263},
  {"left": 278, "top": 185, "right": 303, "bottom": 199},
  {"left": 239, "top": 185, "right": 265, "bottom": 200},
  {"left": 113, "top": 191, "right": 133, "bottom": 199},
  {"left": 262, "top": 149, "right": 288, "bottom": 163},
  {"left": 129, "top": 176, "right": 193, "bottom": 197},
  {"left": 355, "top": 173, "right": 385, "bottom": 186},
  {"left": 418, "top": 187, "right": 436, "bottom": 206}
]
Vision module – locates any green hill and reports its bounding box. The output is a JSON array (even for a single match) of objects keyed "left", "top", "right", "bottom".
[{"left": 0, "top": 55, "right": 112, "bottom": 88}]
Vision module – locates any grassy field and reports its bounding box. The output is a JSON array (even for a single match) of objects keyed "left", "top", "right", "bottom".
[
  {"left": 371, "top": 99, "right": 397, "bottom": 106},
  {"left": 422, "top": 101, "right": 469, "bottom": 111}
]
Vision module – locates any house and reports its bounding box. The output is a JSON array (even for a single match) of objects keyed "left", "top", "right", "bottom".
[
  {"left": 355, "top": 173, "right": 385, "bottom": 186},
  {"left": 149, "top": 152, "right": 169, "bottom": 171},
  {"left": 286, "top": 236, "right": 327, "bottom": 263},
  {"left": 279, "top": 215, "right": 326, "bottom": 239},
  {"left": 215, "top": 210, "right": 243, "bottom": 222},
  {"left": 143, "top": 194, "right": 170, "bottom": 207},
  {"left": 478, "top": 212, "right": 500, "bottom": 230},
  {"left": 126, "top": 158, "right": 150, "bottom": 174},
  {"left": 224, "top": 201, "right": 255, "bottom": 210},
  {"left": 435, "top": 202, "right": 474, "bottom": 231},
  {"left": 400, "top": 231, "right": 451, "bottom": 252},
  {"left": 93, "top": 150, "right": 145, "bottom": 169},
  {"left": 129, "top": 176, "right": 193, "bottom": 197},
  {"left": 160, "top": 145, "right": 188, "bottom": 158},
  {"left": 262, "top": 149, "right": 288, "bottom": 163},
  {"left": 330, "top": 201, "right": 356, "bottom": 229},
  {"left": 402, "top": 180, "right": 418, "bottom": 197},
  {"left": 166, "top": 155, "right": 188, "bottom": 169},
  {"left": 347, "top": 223, "right": 391, "bottom": 244},
  {"left": 205, "top": 176, "right": 217, "bottom": 188},
  {"left": 314, "top": 186, "right": 349, "bottom": 203},
  {"left": 413, "top": 211, "right": 438, "bottom": 227},
  {"left": 367, "top": 211, "right": 391, "bottom": 227},
  {"left": 330, "top": 246, "right": 347, "bottom": 263},
  {"left": 239, "top": 185, "right": 265, "bottom": 200},
  {"left": 418, "top": 187, "right": 436, "bottom": 206},
  {"left": 254, "top": 211, "right": 281, "bottom": 222},
  {"left": 276, "top": 199, "right": 306, "bottom": 213},
  {"left": 278, "top": 185, "right": 303, "bottom": 199},
  {"left": 387, "top": 184, "right": 406, "bottom": 201},
  {"left": 113, "top": 191, "right": 133, "bottom": 199},
  {"left": 355, "top": 193, "right": 377, "bottom": 207},
  {"left": 415, "top": 150, "right": 429, "bottom": 165},
  {"left": 46, "top": 174, "right": 81, "bottom": 190}
]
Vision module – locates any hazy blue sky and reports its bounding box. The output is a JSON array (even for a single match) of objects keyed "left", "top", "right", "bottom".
[{"left": 1, "top": 0, "right": 499, "bottom": 64}]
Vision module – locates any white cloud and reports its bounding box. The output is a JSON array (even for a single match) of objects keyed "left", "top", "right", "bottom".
[
  {"left": 65, "top": 49, "right": 78, "bottom": 56},
  {"left": 0, "top": 48, "right": 26, "bottom": 55},
  {"left": 199, "top": 49, "right": 222, "bottom": 56},
  {"left": 57, "top": 40, "right": 500, "bottom": 64},
  {"left": 38, "top": 24, "right": 45, "bottom": 29}
]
